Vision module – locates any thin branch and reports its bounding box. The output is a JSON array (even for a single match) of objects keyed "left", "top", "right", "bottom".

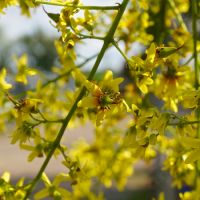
[
  {"left": 29, "top": 113, "right": 43, "bottom": 122},
  {"left": 38, "top": 110, "right": 48, "bottom": 121},
  {"left": 69, "top": 24, "right": 105, "bottom": 41},
  {"left": 35, "top": 0, "right": 120, "bottom": 10},
  {"left": 182, "top": 54, "right": 194, "bottom": 65},
  {"left": 112, "top": 40, "right": 130, "bottom": 63},
  {"left": 77, "top": 33, "right": 105, "bottom": 41},
  {"left": 29, "top": 113, "right": 64, "bottom": 127},
  {"left": 58, "top": 145, "right": 69, "bottom": 161}
]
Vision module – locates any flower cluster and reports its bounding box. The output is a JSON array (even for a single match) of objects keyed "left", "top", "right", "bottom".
[{"left": 78, "top": 70, "right": 128, "bottom": 125}]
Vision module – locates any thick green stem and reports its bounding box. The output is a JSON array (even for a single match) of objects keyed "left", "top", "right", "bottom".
[
  {"left": 35, "top": 0, "right": 120, "bottom": 10},
  {"left": 23, "top": 0, "right": 129, "bottom": 199}
]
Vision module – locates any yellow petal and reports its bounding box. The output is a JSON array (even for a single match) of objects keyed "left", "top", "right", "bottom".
[
  {"left": 1, "top": 171, "right": 10, "bottom": 182},
  {"left": 16, "top": 74, "right": 27, "bottom": 84},
  {"left": 27, "top": 69, "right": 37, "bottom": 76},
  {"left": 137, "top": 83, "right": 148, "bottom": 94},
  {"left": 103, "top": 70, "right": 113, "bottom": 81},
  {"left": 78, "top": 97, "right": 97, "bottom": 108},
  {"left": 0, "top": 68, "right": 12, "bottom": 90},
  {"left": 145, "top": 77, "right": 153, "bottom": 85}
]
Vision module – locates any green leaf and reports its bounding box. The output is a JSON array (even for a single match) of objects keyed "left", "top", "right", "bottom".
[
  {"left": 156, "top": 45, "right": 183, "bottom": 58},
  {"left": 44, "top": 9, "right": 60, "bottom": 23}
]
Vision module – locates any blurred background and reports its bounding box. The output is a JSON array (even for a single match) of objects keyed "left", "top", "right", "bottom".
[{"left": 0, "top": 0, "right": 189, "bottom": 199}]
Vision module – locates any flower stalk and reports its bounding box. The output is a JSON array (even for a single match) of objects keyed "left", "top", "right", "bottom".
[{"left": 34, "top": 0, "right": 120, "bottom": 10}]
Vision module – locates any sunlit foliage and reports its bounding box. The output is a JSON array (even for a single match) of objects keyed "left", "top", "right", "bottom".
[{"left": 0, "top": 0, "right": 200, "bottom": 199}]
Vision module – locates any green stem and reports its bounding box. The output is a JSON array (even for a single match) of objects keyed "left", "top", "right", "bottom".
[
  {"left": 23, "top": 0, "right": 129, "bottom": 198},
  {"left": 29, "top": 113, "right": 64, "bottom": 125},
  {"left": 58, "top": 145, "right": 69, "bottom": 162},
  {"left": 69, "top": 25, "right": 105, "bottom": 40},
  {"left": 183, "top": 54, "right": 194, "bottom": 65},
  {"left": 35, "top": 0, "right": 120, "bottom": 10},
  {"left": 31, "top": 119, "right": 64, "bottom": 128},
  {"left": 112, "top": 40, "right": 130, "bottom": 63},
  {"left": 29, "top": 113, "right": 64, "bottom": 128},
  {"left": 78, "top": 33, "right": 105, "bottom": 40},
  {"left": 167, "top": 0, "right": 188, "bottom": 31}
]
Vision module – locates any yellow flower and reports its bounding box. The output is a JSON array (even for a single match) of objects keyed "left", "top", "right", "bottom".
[
  {"left": 9, "top": 97, "right": 42, "bottom": 127},
  {"left": 78, "top": 70, "right": 125, "bottom": 125},
  {"left": 11, "top": 121, "right": 33, "bottom": 144},
  {"left": 14, "top": 54, "right": 37, "bottom": 85},
  {"left": 128, "top": 43, "right": 156, "bottom": 93},
  {"left": 136, "top": 72, "right": 153, "bottom": 94},
  {"left": 155, "top": 62, "right": 192, "bottom": 112},
  {"left": 128, "top": 43, "right": 156, "bottom": 71},
  {"left": 14, "top": 98, "right": 43, "bottom": 114},
  {"left": 0, "top": 68, "right": 12, "bottom": 90},
  {"left": 34, "top": 173, "right": 71, "bottom": 199}
]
